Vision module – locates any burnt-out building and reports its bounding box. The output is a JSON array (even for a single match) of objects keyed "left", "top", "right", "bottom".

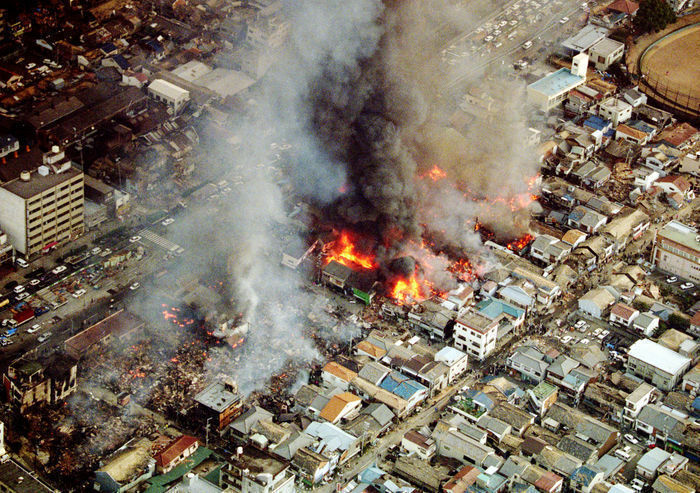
[
  {"left": 2, "top": 352, "right": 78, "bottom": 412},
  {"left": 193, "top": 380, "right": 243, "bottom": 433},
  {"left": 321, "top": 260, "right": 378, "bottom": 305}
]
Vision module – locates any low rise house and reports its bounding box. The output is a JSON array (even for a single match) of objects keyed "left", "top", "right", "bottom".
[
  {"left": 637, "top": 448, "right": 673, "bottom": 481},
  {"left": 609, "top": 302, "right": 639, "bottom": 327},
  {"left": 627, "top": 339, "right": 691, "bottom": 391},
  {"left": 588, "top": 37, "right": 625, "bottom": 70},
  {"left": 508, "top": 346, "right": 551, "bottom": 383},
  {"left": 321, "top": 361, "right": 357, "bottom": 391},
  {"left": 633, "top": 312, "right": 660, "bottom": 337},
  {"left": 528, "top": 381, "right": 559, "bottom": 416},
  {"left": 682, "top": 364, "right": 700, "bottom": 395},
  {"left": 154, "top": 435, "right": 199, "bottom": 474},
  {"left": 570, "top": 465, "right": 605, "bottom": 493},
  {"left": 401, "top": 430, "right": 436, "bottom": 460},
  {"left": 623, "top": 382, "right": 655, "bottom": 427},
  {"left": 378, "top": 371, "right": 428, "bottom": 413},
  {"left": 221, "top": 444, "right": 295, "bottom": 493},
  {"left": 655, "top": 175, "right": 695, "bottom": 201},
  {"left": 93, "top": 437, "right": 155, "bottom": 493},
  {"left": 578, "top": 287, "right": 617, "bottom": 318},
  {"left": 490, "top": 402, "right": 535, "bottom": 437},
  {"left": 304, "top": 421, "right": 361, "bottom": 466},
  {"left": 599, "top": 97, "right": 632, "bottom": 126},
  {"left": 635, "top": 404, "right": 686, "bottom": 446},
  {"left": 319, "top": 392, "right": 362, "bottom": 425}
]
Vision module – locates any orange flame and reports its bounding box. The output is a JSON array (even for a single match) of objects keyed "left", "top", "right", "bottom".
[
  {"left": 507, "top": 234, "right": 534, "bottom": 251},
  {"left": 325, "top": 231, "right": 377, "bottom": 270},
  {"left": 421, "top": 165, "right": 448, "bottom": 182},
  {"left": 390, "top": 274, "right": 425, "bottom": 303}
]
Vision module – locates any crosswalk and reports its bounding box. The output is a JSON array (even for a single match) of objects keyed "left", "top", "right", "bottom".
[{"left": 138, "top": 229, "right": 184, "bottom": 254}]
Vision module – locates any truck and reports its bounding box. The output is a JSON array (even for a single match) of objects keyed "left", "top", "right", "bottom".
[{"left": 13, "top": 308, "right": 35, "bottom": 326}]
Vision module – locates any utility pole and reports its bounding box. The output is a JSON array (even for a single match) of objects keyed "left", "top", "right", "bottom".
[{"left": 205, "top": 417, "right": 212, "bottom": 447}]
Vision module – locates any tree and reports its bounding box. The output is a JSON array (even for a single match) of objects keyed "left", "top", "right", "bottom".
[{"left": 634, "top": 0, "right": 677, "bottom": 34}]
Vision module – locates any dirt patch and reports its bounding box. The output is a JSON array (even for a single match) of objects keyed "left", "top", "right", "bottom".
[
  {"left": 627, "top": 12, "right": 700, "bottom": 73},
  {"left": 640, "top": 23, "right": 700, "bottom": 98}
]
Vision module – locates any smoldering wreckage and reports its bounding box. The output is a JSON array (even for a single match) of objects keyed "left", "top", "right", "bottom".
[{"left": 4, "top": 0, "right": 545, "bottom": 486}]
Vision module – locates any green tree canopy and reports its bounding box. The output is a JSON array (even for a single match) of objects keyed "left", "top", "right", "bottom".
[{"left": 634, "top": 0, "right": 677, "bottom": 33}]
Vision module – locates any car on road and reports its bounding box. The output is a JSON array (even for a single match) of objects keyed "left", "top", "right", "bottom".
[
  {"left": 29, "top": 279, "right": 40, "bottom": 286},
  {"left": 559, "top": 16, "right": 569, "bottom": 23},
  {"left": 561, "top": 335, "right": 573, "bottom": 344},
  {"left": 72, "top": 289, "right": 86, "bottom": 298},
  {"left": 16, "top": 292, "right": 28, "bottom": 301},
  {"left": 129, "top": 235, "right": 142, "bottom": 243},
  {"left": 16, "top": 258, "right": 29, "bottom": 268},
  {"left": 28, "top": 324, "right": 41, "bottom": 334},
  {"left": 624, "top": 433, "right": 639, "bottom": 444},
  {"left": 38, "top": 332, "right": 52, "bottom": 343},
  {"left": 666, "top": 276, "right": 678, "bottom": 283},
  {"left": 91, "top": 246, "right": 101, "bottom": 255},
  {"left": 1, "top": 339, "right": 13, "bottom": 346},
  {"left": 13, "top": 285, "right": 25, "bottom": 294},
  {"left": 52, "top": 265, "right": 67, "bottom": 275},
  {"left": 680, "top": 282, "right": 695, "bottom": 290},
  {"left": 522, "top": 40, "right": 533, "bottom": 49},
  {"left": 161, "top": 218, "right": 174, "bottom": 226},
  {"left": 130, "top": 282, "right": 140, "bottom": 291}
]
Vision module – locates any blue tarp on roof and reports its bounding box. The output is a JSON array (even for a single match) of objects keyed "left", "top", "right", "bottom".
[{"left": 476, "top": 297, "right": 525, "bottom": 321}]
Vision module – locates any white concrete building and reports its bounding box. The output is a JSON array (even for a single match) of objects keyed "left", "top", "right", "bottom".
[
  {"left": 653, "top": 221, "right": 700, "bottom": 283},
  {"left": 147, "top": 79, "right": 189, "bottom": 114},
  {"left": 453, "top": 311, "right": 499, "bottom": 361},
  {"left": 0, "top": 147, "right": 84, "bottom": 257},
  {"left": 622, "top": 382, "right": 655, "bottom": 426},
  {"left": 434, "top": 346, "right": 469, "bottom": 383},
  {"left": 588, "top": 37, "right": 625, "bottom": 70},
  {"left": 627, "top": 339, "right": 691, "bottom": 391},
  {"left": 598, "top": 97, "right": 633, "bottom": 127},
  {"left": 527, "top": 53, "right": 588, "bottom": 111}
]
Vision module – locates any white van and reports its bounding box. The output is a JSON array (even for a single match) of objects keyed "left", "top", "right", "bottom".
[
  {"left": 614, "top": 449, "right": 631, "bottom": 462},
  {"left": 16, "top": 258, "right": 28, "bottom": 268}
]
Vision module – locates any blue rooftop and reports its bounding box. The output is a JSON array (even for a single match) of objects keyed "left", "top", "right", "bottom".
[
  {"left": 584, "top": 115, "right": 611, "bottom": 131},
  {"left": 379, "top": 371, "right": 427, "bottom": 401},
  {"left": 111, "top": 54, "right": 130, "bottom": 70},
  {"left": 629, "top": 120, "right": 656, "bottom": 134},
  {"left": 145, "top": 40, "right": 164, "bottom": 52},
  {"left": 100, "top": 42, "right": 118, "bottom": 54},
  {"left": 476, "top": 297, "right": 525, "bottom": 321},
  {"left": 528, "top": 68, "right": 584, "bottom": 97}
]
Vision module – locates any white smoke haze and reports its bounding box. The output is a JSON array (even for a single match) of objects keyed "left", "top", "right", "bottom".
[{"left": 125, "top": 0, "right": 544, "bottom": 398}]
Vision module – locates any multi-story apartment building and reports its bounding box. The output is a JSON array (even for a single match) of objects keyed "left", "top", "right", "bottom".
[
  {"left": 653, "top": 221, "right": 700, "bottom": 283},
  {"left": 222, "top": 444, "right": 295, "bottom": 493},
  {"left": 453, "top": 311, "right": 500, "bottom": 361},
  {"left": 0, "top": 146, "right": 84, "bottom": 258}
]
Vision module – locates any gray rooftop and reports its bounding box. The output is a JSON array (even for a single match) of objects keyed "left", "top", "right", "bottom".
[{"left": 194, "top": 382, "right": 240, "bottom": 412}]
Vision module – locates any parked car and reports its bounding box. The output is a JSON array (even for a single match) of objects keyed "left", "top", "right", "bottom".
[
  {"left": 13, "top": 285, "right": 25, "bottom": 294},
  {"left": 129, "top": 235, "right": 142, "bottom": 243},
  {"left": 666, "top": 276, "right": 678, "bottom": 283},
  {"left": 52, "top": 265, "right": 67, "bottom": 275},
  {"left": 27, "top": 324, "right": 41, "bottom": 334},
  {"left": 624, "top": 433, "right": 639, "bottom": 444},
  {"left": 72, "top": 289, "right": 86, "bottom": 298},
  {"left": 680, "top": 282, "right": 694, "bottom": 290},
  {"left": 38, "top": 332, "right": 52, "bottom": 343},
  {"left": 100, "top": 248, "right": 112, "bottom": 257},
  {"left": 29, "top": 279, "right": 40, "bottom": 286},
  {"left": 16, "top": 258, "right": 29, "bottom": 268},
  {"left": 130, "top": 282, "right": 140, "bottom": 291},
  {"left": 91, "top": 246, "right": 101, "bottom": 255},
  {"left": 559, "top": 16, "right": 569, "bottom": 23},
  {"left": 161, "top": 218, "right": 174, "bottom": 226},
  {"left": 16, "top": 292, "right": 29, "bottom": 301}
]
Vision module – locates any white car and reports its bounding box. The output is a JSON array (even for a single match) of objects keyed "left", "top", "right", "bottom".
[
  {"left": 100, "top": 248, "right": 112, "bottom": 257},
  {"left": 680, "top": 282, "right": 695, "bottom": 290},
  {"left": 593, "top": 328, "right": 602, "bottom": 336},
  {"left": 27, "top": 324, "right": 41, "bottom": 334},
  {"left": 522, "top": 40, "right": 533, "bottom": 49},
  {"left": 72, "top": 288, "right": 86, "bottom": 298},
  {"left": 666, "top": 276, "right": 678, "bottom": 283},
  {"left": 580, "top": 338, "right": 590, "bottom": 345},
  {"left": 601, "top": 330, "right": 610, "bottom": 338},
  {"left": 38, "top": 332, "right": 52, "bottom": 343},
  {"left": 130, "top": 282, "right": 140, "bottom": 291},
  {"left": 624, "top": 433, "right": 639, "bottom": 444},
  {"left": 129, "top": 235, "right": 142, "bottom": 243},
  {"left": 559, "top": 16, "right": 569, "bottom": 23},
  {"left": 26, "top": 62, "right": 36, "bottom": 69},
  {"left": 91, "top": 246, "right": 101, "bottom": 255},
  {"left": 161, "top": 218, "right": 174, "bottom": 226},
  {"left": 52, "top": 265, "right": 67, "bottom": 274},
  {"left": 16, "top": 258, "right": 29, "bottom": 268},
  {"left": 13, "top": 285, "right": 25, "bottom": 294},
  {"left": 561, "top": 335, "right": 573, "bottom": 344},
  {"left": 29, "top": 279, "right": 40, "bottom": 286}
]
